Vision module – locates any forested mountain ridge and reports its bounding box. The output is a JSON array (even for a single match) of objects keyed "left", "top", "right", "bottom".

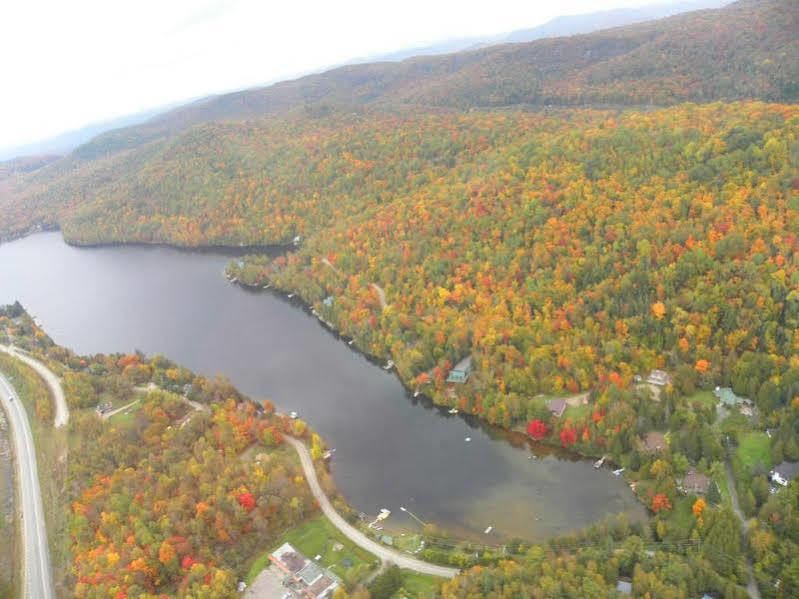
[
  {"left": 0, "top": 0, "right": 795, "bottom": 244},
  {"left": 4, "top": 0, "right": 794, "bottom": 173}
]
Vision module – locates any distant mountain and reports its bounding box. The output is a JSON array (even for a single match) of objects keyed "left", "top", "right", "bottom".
[
  {"left": 0, "top": 102, "right": 186, "bottom": 162},
  {"left": 0, "top": 0, "right": 796, "bottom": 245},
  {"left": 350, "top": 0, "right": 731, "bottom": 63},
  {"left": 124, "top": 0, "right": 796, "bottom": 130}
]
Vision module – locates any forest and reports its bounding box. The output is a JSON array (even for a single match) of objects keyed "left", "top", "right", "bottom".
[
  {"left": 0, "top": 0, "right": 797, "bottom": 243},
  {"left": 0, "top": 1, "right": 797, "bottom": 596},
  {"left": 0, "top": 307, "right": 328, "bottom": 598}
]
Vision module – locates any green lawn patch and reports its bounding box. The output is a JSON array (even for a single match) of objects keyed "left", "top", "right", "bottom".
[
  {"left": 737, "top": 432, "right": 772, "bottom": 470},
  {"left": 684, "top": 390, "right": 716, "bottom": 408},
  {"left": 245, "top": 515, "right": 378, "bottom": 585},
  {"left": 397, "top": 570, "right": 445, "bottom": 598},
  {"left": 107, "top": 400, "right": 142, "bottom": 426}
]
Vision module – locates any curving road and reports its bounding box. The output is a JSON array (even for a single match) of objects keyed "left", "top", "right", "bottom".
[
  {"left": 0, "top": 372, "right": 55, "bottom": 599},
  {"left": 0, "top": 345, "right": 69, "bottom": 428},
  {"left": 285, "top": 436, "right": 459, "bottom": 578}
]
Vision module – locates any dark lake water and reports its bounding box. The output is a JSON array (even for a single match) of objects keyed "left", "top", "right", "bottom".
[{"left": 0, "top": 232, "right": 646, "bottom": 541}]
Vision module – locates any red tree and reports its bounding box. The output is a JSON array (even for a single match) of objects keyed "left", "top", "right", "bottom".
[
  {"left": 526, "top": 419, "right": 549, "bottom": 440},
  {"left": 559, "top": 426, "right": 578, "bottom": 447},
  {"left": 651, "top": 493, "right": 672, "bottom": 512},
  {"left": 236, "top": 492, "right": 256, "bottom": 511}
]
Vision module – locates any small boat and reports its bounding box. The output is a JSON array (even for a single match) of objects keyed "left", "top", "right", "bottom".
[
  {"left": 484, "top": 526, "right": 493, "bottom": 534},
  {"left": 413, "top": 390, "right": 420, "bottom": 398},
  {"left": 594, "top": 456, "right": 606, "bottom": 469},
  {"left": 348, "top": 340, "right": 354, "bottom": 346},
  {"left": 289, "top": 411, "right": 298, "bottom": 419},
  {"left": 287, "top": 293, "right": 295, "bottom": 299},
  {"left": 448, "top": 408, "right": 458, "bottom": 415},
  {"left": 383, "top": 360, "right": 394, "bottom": 370},
  {"left": 263, "top": 284, "right": 271, "bottom": 289},
  {"left": 464, "top": 437, "right": 471, "bottom": 442},
  {"left": 613, "top": 468, "right": 625, "bottom": 476}
]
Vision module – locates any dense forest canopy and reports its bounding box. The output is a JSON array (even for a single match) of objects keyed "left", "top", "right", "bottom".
[{"left": 1, "top": 1, "right": 798, "bottom": 597}]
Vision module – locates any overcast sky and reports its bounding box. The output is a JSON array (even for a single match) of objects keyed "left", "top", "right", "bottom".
[{"left": 2, "top": 0, "right": 695, "bottom": 150}]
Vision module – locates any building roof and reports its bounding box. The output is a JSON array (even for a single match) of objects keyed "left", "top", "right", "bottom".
[
  {"left": 616, "top": 580, "right": 632, "bottom": 594},
  {"left": 641, "top": 431, "right": 666, "bottom": 453},
  {"left": 298, "top": 561, "right": 324, "bottom": 585},
  {"left": 446, "top": 355, "right": 473, "bottom": 383},
  {"left": 452, "top": 355, "right": 472, "bottom": 372},
  {"left": 713, "top": 387, "right": 746, "bottom": 406},
  {"left": 682, "top": 470, "right": 711, "bottom": 494},
  {"left": 773, "top": 461, "right": 799, "bottom": 481},
  {"left": 272, "top": 542, "right": 307, "bottom": 573},
  {"left": 308, "top": 575, "right": 338, "bottom": 598},
  {"left": 547, "top": 399, "right": 567, "bottom": 418},
  {"left": 647, "top": 370, "right": 671, "bottom": 386}
]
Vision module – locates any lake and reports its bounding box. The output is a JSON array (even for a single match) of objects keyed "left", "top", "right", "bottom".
[{"left": 0, "top": 232, "right": 646, "bottom": 541}]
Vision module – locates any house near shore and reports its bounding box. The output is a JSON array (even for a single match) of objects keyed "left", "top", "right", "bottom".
[
  {"left": 646, "top": 370, "right": 671, "bottom": 387},
  {"left": 270, "top": 542, "right": 340, "bottom": 599},
  {"left": 680, "top": 470, "right": 711, "bottom": 495},
  {"left": 547, "top": 399, "right": 567, "bottom": 419},
  {"left": 446, "top": 356, "right": 472, "bottom": 384}
]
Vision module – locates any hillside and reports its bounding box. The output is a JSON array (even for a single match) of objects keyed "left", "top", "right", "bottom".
[{"left": 5, "top": 0, "right": 792, "bottom": 173}]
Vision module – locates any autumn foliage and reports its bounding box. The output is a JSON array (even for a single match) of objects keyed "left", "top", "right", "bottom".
[{"left": 526, "top": 419, "right": 549, "bottom": 440}]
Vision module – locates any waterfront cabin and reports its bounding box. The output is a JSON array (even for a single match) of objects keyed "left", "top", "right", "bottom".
[
  {"left": 446, "top": 356, "right": 472, "bottom": 384},
  {"left": 547, "top": 399, "right": 567, "bottom": 419}
]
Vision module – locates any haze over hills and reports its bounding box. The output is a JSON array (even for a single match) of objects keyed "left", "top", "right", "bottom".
[
  {"left": 357, "top": 0, "right": 731, "bottom": 63},
  {"left": 48, "top": 0, "right": 799, "bottom": 164},
  {"left": 0, "top": 103, "right": 182, "bottom": 162},
  {"left": 0, "top": 0, "right": 732, "bottom": 163},
  {"left": 0, "top": 0, "right": 796, "bottom": 246}
]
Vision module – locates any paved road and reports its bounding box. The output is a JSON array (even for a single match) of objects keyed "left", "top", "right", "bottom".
[
  {"left": 0, "top": 345, "right": 69, "bottom": 428},
  {"left": 286, "top": 436, "right": 459, "bottom": 578},
  {"left": 725, "top": 461, "right": 761, "bottom": 599},
  {"left": 0, "top": 372, "right": 55, "bottom": 599}
]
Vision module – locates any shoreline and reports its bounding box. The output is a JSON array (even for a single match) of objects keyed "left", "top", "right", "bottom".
[
  {"left": 229, "top": 275, "right": 615, "bottom": 468},
  {"left": 0, "top": 228, "right": 295, "bottom": 257}
]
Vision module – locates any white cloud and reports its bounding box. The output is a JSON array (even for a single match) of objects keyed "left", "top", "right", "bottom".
[{"left": 1, "top": 0, "right": 686, "bottom": 149}]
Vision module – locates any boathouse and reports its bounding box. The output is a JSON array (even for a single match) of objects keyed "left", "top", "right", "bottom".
[{"left": 446, "top": 356, "right": 472, "bottom": 383}]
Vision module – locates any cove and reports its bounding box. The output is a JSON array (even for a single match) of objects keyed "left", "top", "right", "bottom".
[{"left": 0, "top": 232, "right": 646, "bottom": 541}]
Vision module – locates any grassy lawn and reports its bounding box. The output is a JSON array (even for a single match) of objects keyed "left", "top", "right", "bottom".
[
  {"left": 0, "top": 354, "right": 70, "bottom": 597},
  {"left": 712, "top": 471, "right": 732, "bottom": 507},
  {"left": 684, "top": 390, "right": 717, "bottom": 408},
  {"left": 107, "top": 400, "right": 142, "bottom": 425},
  {"left": 245, "top": 515, "right": 379, "bottom": 584},
  {"left": 398, "top": 570, "right": 445, "bottom": 598},
  {"left": 737, "top": 432, "right": 772, "bottom": 470}
]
